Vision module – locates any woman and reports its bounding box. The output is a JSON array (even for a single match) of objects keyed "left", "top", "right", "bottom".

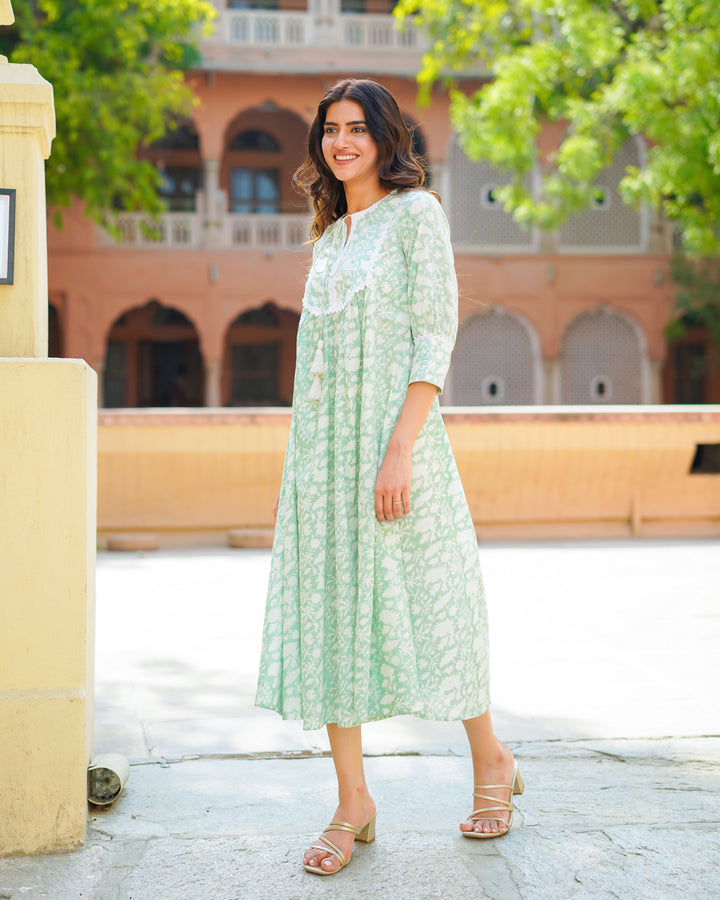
[{"left": 255, "top": 78, "right": 523, "bottom": 875}]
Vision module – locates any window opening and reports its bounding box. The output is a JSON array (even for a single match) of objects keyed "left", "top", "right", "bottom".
[
  {"left": 229, "top": 0, "right": 280, "bottom": 9},
  {"left": 590, "top": 374, "right": 613, "bottom": 402},
  {"left": 229, "top": 343, "right": 279, "bottom": 405},
  {"left": 341, "top": 0, "right": 398, "bottom": 11},
  {"left": 157, "top": 166, "right": 202, "bottom": 212},
  {"left": 150, "top": 122, "right": 199, "bottom": 151},
  {"left": 590, "top": 186, "right": 611, "bottom": 209},
  {"left": 690, "top": 444, "right": 720, "bottom": 475},
  {"left": 229, "top": 130, "right": 281, "bottom": 152},
  {"left": 481, "top": 375, "right": 506, "bottom": 403},
  {"left": 230, "top": 168, "right": 280, "bottom": 214},
  {"left": 481, "top": 184, "right": 501, "bottom": 209}
]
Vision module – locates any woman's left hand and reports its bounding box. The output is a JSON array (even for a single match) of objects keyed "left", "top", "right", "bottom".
[{"left": 374, "top": 444, "right": 412, "bottom": 523}]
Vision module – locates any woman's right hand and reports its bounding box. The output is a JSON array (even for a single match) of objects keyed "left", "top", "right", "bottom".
[{"left": 272, "top": 493, "right": 280, "bottom": 525}]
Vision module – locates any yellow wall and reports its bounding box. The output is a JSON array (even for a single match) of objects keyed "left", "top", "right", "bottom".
[
  {"left": 0, "top": 360, "right": 97, "bottom": 854},
  {"left": 97, "top": 407, "right": 720, "bottom": 543}
]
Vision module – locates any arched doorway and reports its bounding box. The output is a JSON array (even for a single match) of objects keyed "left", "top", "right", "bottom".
[
  {"left": 559, "top": 308, "right": 646, "bottom": 404},
  {"left": 223, "top": 302, "right": 299, "bottom": 406},
  {"left": 103, "top": 300, "right": 204, "bottom": 407},
  {"left": 446, "top": 307, "right": 541, "bottom": 405}
]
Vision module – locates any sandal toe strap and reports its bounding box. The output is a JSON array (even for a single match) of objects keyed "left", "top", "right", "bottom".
[{"left": 310, "top": 835, "right": 347, "bottom": 867}]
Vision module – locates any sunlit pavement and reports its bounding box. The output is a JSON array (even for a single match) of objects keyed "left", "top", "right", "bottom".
[{"left": 1, "top": 540, "right": 718, "bottom": 899}]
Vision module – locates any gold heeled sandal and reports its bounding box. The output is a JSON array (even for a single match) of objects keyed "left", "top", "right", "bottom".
[
  {"left": 463, "top": 762, "right": 524, "bottom": 839},
  {"left": 303, "top": 814, "right": 376, "bottom": 875}
]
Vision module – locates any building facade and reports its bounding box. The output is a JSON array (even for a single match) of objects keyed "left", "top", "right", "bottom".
[{"left": 46, "top": 0, "right": 720, "bottom": 407}]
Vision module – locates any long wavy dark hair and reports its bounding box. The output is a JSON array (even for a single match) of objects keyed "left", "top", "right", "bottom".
[{"left": 294, "top": 79, "right": 431, "bottom": 240}]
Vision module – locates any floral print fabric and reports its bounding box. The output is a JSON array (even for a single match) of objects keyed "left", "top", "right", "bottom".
[{"left": 255, "top": 190, "right": 490, "bottom": 730}]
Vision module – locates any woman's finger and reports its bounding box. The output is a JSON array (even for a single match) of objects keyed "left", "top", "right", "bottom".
[
  {"left": 390, "top": 496, "right": 404, "bottom": 521},
  {"left": 375, "top": 490, "right": 385, "bottom": 523}
]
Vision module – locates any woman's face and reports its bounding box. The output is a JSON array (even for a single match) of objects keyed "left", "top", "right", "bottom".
[{"left": 321, "top": 99, "right": 380, "bottom": 190}]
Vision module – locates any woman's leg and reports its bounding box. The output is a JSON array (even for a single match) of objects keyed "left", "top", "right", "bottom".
[
  {"left": 461, "top": 710, "right": 516, "bottom": 835},
  {"left": 303, "top": 724, "right": 377, "bottom": 872}
]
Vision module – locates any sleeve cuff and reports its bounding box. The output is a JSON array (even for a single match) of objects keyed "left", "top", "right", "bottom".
[{"left": 408, "top": 334, "right": 454, "bottom": 394}]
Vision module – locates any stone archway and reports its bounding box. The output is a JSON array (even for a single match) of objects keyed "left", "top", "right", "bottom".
[
  {"left": 222, "top": 105, "right": 309, "bottom": 216},
  {"left": 103, "top": 299, "right": 204, "bottom": 407},
  {"left": 559, "top": 307, "right": 647, "bottom": 404},
  {"left": 222, "top": 301, "right": 299, "bottom": 406},
  {"left": 446, "top": 306, "right": 542, "bottom": 405},
  {"left": 446, "top": 132, "right": 538, "bottom": 251}
]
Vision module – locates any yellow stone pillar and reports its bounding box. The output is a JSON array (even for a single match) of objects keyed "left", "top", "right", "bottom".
[
  {"left": 0, "top": 0, "right": 97, "bottom": 855},
  {"left": 0, "top": 49, "right": 54, "bottom": 355}
]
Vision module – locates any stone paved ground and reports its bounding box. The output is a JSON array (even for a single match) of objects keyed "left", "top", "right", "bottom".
[{"left": 1, "top": 540, "right": 718, "bottom": 899}]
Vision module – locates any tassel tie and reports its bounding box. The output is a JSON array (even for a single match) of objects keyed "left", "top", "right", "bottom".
[{"left": 308, "top": 339, "right": 325, "bottom": 401}]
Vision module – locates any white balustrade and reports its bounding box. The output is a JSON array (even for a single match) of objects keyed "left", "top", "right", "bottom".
[
  {"left": 98, "top": 213, "right": 201, "bottom": 248},
  {"left": 341, "top": 15, "right": 422, "bottom": 50},
  {"left": 225, "top": 10, "right": 309, "bottom": 46},
  {"left": 98, "top": 212, "right": 311, "bottom": 251},
  {"left": 209, "top": 9, "right": 424, "bottom": 51},
  {"left": 227, "top": 213, "right": 310, "bottom": 250}
]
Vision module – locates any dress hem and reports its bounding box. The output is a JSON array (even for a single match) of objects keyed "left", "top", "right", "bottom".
[{"left": 254, "top": 699, "right": 491, "bottom": 733}]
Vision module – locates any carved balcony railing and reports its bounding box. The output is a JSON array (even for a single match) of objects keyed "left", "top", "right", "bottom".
[
  {"left": 223, "top": 10, "right": 309, "bottom": 46},
  {"left": 205, "top": 9, "right": 426, "bottom": 52},
  {"left": 96, "top": 213, "right": 201, "bottom": 249},
  {"left": 225, "top": 213, "right": 309, "bottom": 249},
  {"left": 341, "top": 14, "right": 423, "bottom": 49},
  {"left": 97, "top": 212, "right": 311, "bottom": 251}
]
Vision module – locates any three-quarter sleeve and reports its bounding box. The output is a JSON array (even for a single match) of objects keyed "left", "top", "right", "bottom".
[{"left": 401, "top": 191, "right": 458, "bottom": 394}]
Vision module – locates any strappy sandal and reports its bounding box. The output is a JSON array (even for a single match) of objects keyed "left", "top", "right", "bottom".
[
  {"left": 303, "top": 815, "right": 376, "bottom": 875},
  {"left": 463, "top": 762, "right": 524, "bottom": 839}
]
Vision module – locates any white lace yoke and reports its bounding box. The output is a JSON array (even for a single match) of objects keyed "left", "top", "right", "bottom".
[{"left": 302, "top": 192, "right": 401, "bottom": 318}]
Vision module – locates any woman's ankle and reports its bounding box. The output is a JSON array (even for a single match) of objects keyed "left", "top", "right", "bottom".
[{"left": 471, "top": 739, "right": 512, "bottom": 769}]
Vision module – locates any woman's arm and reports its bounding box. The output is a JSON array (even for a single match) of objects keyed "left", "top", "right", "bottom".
[{"left": 374, "top": 380, "right": 438, "bottom": 523}]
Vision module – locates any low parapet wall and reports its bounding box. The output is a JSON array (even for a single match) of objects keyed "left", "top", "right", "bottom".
[{"left": 98, "top": 406, "right": 720, "bottom": 544}]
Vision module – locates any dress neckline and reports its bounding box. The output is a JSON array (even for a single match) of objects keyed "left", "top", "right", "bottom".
[{"left": 341, "top": 191, "right": 395, "bottom": 220}]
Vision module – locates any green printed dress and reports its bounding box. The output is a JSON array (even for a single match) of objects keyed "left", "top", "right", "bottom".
[{"left": 255, "top": 189, "right": 490, "bottom": 730}]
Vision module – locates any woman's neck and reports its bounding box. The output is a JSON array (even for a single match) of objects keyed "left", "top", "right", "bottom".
[{"left": 344, "top": 183, "right": 389, "bottom": 216}]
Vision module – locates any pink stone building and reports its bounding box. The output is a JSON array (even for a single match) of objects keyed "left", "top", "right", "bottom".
[{"left": 46, "top": 0, "right": 720, "bottom": 408}]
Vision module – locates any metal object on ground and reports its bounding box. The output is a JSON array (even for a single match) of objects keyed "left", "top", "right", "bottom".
[{"left": 87, "top": 754, "right": 130, "bottom": 806}]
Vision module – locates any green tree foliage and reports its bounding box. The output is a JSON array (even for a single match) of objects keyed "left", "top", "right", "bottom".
[
  {"left": 2, "top": 0, "right": 215, "bottom": 225},
  {"left": 665, "top": 255, "right": 720, "bottom": 347},
  {"left": 395, "top": 0, "right": 720, "bottom": 259}
]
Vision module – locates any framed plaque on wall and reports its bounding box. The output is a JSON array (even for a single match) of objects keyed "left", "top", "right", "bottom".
[{"left": 0, "top": 189, "right": 17, "bottom": 285}]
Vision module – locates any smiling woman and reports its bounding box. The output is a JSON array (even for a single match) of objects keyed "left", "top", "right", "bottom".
[
  {"left": 255, "top": 79, "right": 523, "bottom": 877},
  {"left": 294, "top": 78, "right": 425, "bottom": 239}
]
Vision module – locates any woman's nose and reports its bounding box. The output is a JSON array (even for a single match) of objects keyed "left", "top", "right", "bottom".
[{"left": 334, "top": 128, "right": 350, "bottom": 148}]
